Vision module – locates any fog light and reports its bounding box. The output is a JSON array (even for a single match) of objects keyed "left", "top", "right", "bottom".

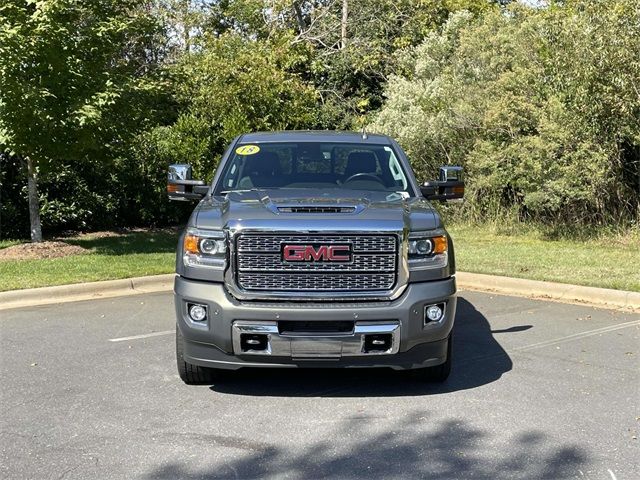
[
  {"left": 425, "top": 304, "right": 444, "bottom": 323},
  {"left": 188, "top": 304, "right": 207, "bottom": 322}
]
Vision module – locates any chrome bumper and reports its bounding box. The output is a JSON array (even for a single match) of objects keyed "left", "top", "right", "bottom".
[
  {"left": 231, "top": 321, "right": 400, "bottom": 358},
  {"left": 175, "top": 275, "right": 456, "bottom": 369}
]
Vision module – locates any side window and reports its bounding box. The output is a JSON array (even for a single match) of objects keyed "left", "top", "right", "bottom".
[
  {"left": 386, "top": 147, "right": 407, "bottom": 189},
  {"left": 223, "top": 161, "right": 239, "bottom": 189}
]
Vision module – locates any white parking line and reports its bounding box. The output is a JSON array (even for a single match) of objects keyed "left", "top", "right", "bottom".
[
  {"left": 106, "top": 319, "right": 640, "bottom": 347},
  {"left": 108, "top": 330, "right": 174, "bottom": 342},
  {"left": 513, "top": 319, "right": 640, "bottom": 352}
]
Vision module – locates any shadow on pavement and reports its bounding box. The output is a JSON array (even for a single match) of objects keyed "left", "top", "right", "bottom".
[
  {"left": 208, "top": 298, "right": 524, "bottom": 397},
  {"left": 144, "top": 411, "right": 587, "bottom": 479}
]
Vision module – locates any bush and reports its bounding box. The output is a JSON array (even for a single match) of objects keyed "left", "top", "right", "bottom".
[
  {"left": 372, "top": 2, "right": 640, "bottom": 226},
  {"left": 148, "top": 33, "right": 318, "bottom": 178}
]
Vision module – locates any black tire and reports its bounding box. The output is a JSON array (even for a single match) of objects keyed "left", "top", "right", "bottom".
[
  {"left": 176, "top": 326, "right": 223, "bottom": 385},
  {"left": 411, "top": 334, "right": 452, "bottom": 382}
]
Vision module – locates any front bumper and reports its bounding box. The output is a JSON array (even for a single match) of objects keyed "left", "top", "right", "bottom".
[{"left": 174, "top": 276, "right": 456, "bottom": 370}]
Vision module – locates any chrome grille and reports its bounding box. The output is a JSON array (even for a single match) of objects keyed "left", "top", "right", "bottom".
[
  {"left": 237, "top": 235, "right": 395, "bottom": 252},
  {"left": 237, "top": 273, "right": 396, "bottom": 291},
  {"left": 235, "top": 233, "right": 397, "bottom": 292},
  {"left": 237, "top": 253, "right": 395, "bottom": 272}
]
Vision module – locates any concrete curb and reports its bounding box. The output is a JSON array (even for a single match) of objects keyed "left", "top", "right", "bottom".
[
  {"left": 1, "top": 272, "right": 638, "bottom": 312},
  {"left": 0, "top": 274, "right": 175, "bottom": 311},
  {"left": 456, "top": 272, "right": 640, "bottom": 312}
]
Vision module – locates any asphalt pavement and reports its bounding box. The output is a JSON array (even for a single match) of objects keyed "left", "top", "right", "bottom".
[{"left": 1, "top": 290, "right": 638, "bottom": 479}]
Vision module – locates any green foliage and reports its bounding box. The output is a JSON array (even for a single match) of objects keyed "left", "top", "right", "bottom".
[
  {"left": 2, "top": 0, "right": 636, "bottom": 239},
  {"left": 141, "top": 32, "right": 317, "bottom": 177},
  {"left": 0, "top": 0, "right": 164, "bottom": 163},
  {"left": 299, "top": 0, "right": 499, "bottom": 128},
  {"left": 373, "top": 1, "right": 640, "bottom": 225},
  {"left": 0, "top": 0, "right": 172, "bottom": 237}
]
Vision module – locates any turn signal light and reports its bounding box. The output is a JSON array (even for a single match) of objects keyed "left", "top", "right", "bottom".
[
  {"left": 184, "top": 234, "right": 199, "bottom": 254},
  {"left": 433, "top": 236, "right": 448, "bottom": 254}
]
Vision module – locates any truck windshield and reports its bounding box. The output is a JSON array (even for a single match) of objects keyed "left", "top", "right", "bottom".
[{"left": 217, "top": 142, "right": 413, "bottom": 194}]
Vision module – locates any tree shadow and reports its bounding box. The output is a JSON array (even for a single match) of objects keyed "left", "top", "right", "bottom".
[
  {"left": 208, "top": 297, "right": 523, "bottom": 397},
  {"left": 143, "top": 411, "right": 588, "bottom": 479}
]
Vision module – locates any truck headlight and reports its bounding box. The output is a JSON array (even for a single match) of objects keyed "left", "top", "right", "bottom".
[
  {"left": 408, "top": 233, "right": 448, "bottom": 270},
  {"left": 183, "top": 228, "right": 227, "bottom": 269}
]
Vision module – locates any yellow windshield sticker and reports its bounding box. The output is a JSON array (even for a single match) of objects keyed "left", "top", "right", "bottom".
[{"left": 235, "top": 145, "right": 260, "bottom": 156}]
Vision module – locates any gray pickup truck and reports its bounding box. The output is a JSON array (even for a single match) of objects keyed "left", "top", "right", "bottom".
[{"left": 167, "top": 131, "right": 464, "bottom": 384}]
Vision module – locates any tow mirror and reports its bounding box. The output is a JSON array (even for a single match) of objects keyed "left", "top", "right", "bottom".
[
  {"left": 167, "top": 164, "right": 209, "bottom": 201},
  {"left": 421, "top": 166, "right": 465, "bottom": 202}
]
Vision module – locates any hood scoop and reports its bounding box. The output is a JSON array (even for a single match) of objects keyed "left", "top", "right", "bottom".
[{"left": 277, "top": 205, "right": 357, "bottom": 214}]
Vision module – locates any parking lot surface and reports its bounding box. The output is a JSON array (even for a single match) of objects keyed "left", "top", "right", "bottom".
[{"left": 1, "top": 290, "right": 638, "bottom": 479}]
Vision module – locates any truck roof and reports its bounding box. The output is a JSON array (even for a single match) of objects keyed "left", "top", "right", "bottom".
[{"left": 238, "top": 130, "right": 393, "bottom": 145}]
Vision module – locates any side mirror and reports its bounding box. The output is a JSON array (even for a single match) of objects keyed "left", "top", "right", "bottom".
[
  {"left": 420, "top": 166, "right": 465, "bottom": 202},
  {"left": 167, "top": 164, "right": 209, "bottom": 201}
]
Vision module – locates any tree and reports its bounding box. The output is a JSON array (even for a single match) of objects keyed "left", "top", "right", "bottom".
[
  {"left": 0, "top": 0, "right": 162, "bottom": 241},
  {"left": 372, "top": 1, "right": 640, "bottom": 225},
  {"left": 155, "top": 0, "right": 213, "bottom": 55},
  {"left": 142, "top": 32, "right": 317, "bottom": 177},
  {"left": 175, "top": 1, "right": 502, "bottom": 128},
  {"left": 287, "top": 0, "right": 501, "bottom": 128}
]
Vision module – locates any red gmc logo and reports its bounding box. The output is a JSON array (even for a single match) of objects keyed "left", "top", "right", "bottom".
[{"left": 282, "top": 244, "right": 352, "bottom": 262}]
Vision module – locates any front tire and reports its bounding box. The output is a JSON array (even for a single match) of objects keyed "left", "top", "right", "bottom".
[
  {"left": 176, "top": 326, "right": 223, "bottom": 385},
  {"left": 412, "top": 334, "right": 452, "bottom": 382}
]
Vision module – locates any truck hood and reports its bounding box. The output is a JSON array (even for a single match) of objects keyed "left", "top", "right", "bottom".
[{"left": 193, "top": 189, "right": 441, "bottom": 233}]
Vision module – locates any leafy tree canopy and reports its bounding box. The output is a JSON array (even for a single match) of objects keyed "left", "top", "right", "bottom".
[
  {"left": 0, "top": 0, "right": 164, "bottom": 168},
  {"left": 373, "top": 0, "right": 640, "bottom": 224},
  {"left": 144, "top": 32, "right": 317, "bottom": 177}
]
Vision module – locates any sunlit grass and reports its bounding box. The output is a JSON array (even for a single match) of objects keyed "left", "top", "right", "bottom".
[
  {"left": 448, "top": 224, "right": 640, "bottom": 292},
  {"left": 0, "top": 239, "right": 21, "bottom": 249},
  {"left": 0, "top": 230, "right": 178, "bottom": 291}
]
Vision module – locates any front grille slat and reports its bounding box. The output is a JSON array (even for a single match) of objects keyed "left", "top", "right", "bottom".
[
  {"left": 235, "top": 234, "right": 398, "bottom": 293},
  {"left": 237, "top": 235, "right": 395, "bottom": 252},
  {"left": 238, "top": 272, "right": 395, "bottom": 291},
  {"left": 238, "top": 253, "right": 395, "bottom": 272}
]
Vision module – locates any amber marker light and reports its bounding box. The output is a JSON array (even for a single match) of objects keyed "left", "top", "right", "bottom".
[
  {"left": 184, "top": 233, "right": 200, "bottom": 254},
  {"left": 433, "top": 235, "right": 448, "bottom": 254}
]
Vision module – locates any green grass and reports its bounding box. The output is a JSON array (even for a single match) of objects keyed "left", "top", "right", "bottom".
[
  {"left": 1, "top": 225, "right": 638, "bottom": 292},
  {"left": 0, "top": 239, "right": 21, "bottom": 249},
  {"left": 0, "top": 230, "right": 178, "bottom": 292},
  {"left": 448, "top": 224, "right": 640, "bottom": 292}
]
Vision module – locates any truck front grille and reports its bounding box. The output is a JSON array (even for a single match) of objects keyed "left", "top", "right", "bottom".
[{"left": 235, "top": 233, "right": 397, "bottom": 292}]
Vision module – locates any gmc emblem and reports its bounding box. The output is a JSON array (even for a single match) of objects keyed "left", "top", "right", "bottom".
[{"left": 282, "top": 244, "right": 352, "bottom": 263}]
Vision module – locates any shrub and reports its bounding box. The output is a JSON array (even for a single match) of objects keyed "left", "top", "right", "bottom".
[{"left": 372, "top": 2, "right": 640, "bottom": 226}]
